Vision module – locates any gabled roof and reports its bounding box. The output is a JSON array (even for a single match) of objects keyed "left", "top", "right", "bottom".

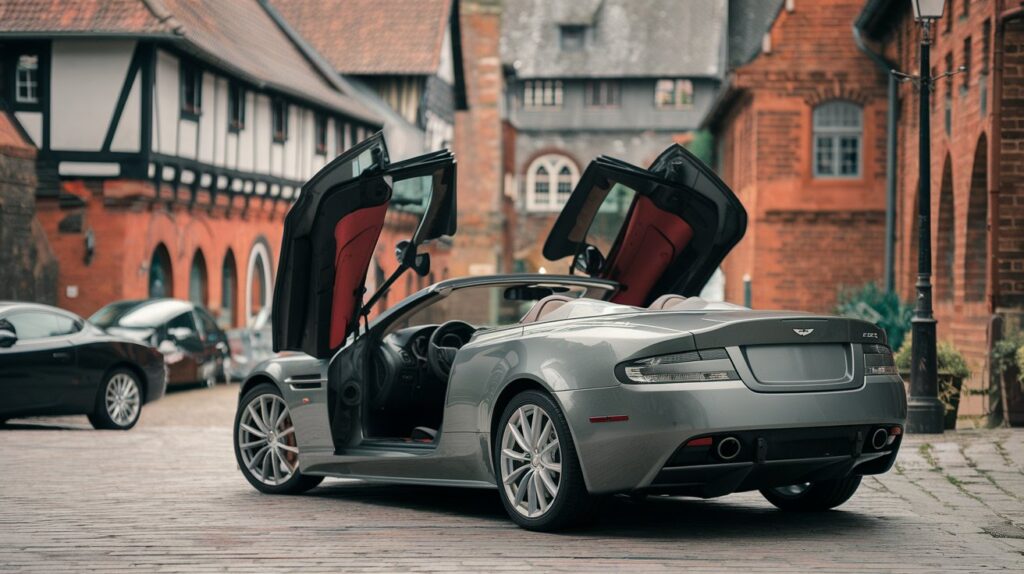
[
  {"left": 726, "top": 0, "right": 784, "bottom": 69},
  {"left": 0, "top": 0, "right": 381, "bottom": 124},
  {"left": 501, "top": 0, "right": 728, "bottom": 79},
  {"left": 271, "top": 0, "right": 454, "bottom": 76}
]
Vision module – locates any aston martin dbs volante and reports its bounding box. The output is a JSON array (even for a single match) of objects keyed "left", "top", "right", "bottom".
[
  {"left": 0, "top": 302, "right": 167, "bottom": 430},
  {"left": 233, "top": 134, "right": 907, "bottom": 531}
]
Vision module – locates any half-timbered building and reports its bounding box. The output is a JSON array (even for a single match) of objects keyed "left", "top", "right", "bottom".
[{"left": 0, "top": 0, "right": 383, "bottom": 327}]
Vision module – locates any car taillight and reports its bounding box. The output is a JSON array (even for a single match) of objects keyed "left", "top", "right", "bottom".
[
  {"left": 618, "top": 349, "right": 738, "bottom": 384},
  {"left": 863, "top": 344, "right": 898, "bottom": 375}
]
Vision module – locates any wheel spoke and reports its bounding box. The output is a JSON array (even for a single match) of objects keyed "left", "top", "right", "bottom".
[
  {"left": 502, "top": 463, "right": 529, "bottom": 485},
  {"left": 534, "top": 471, "right": 549, "bottom": 513},
  {"left": 502, "top": 448, "right": 529, "bottom": 462},
  {"left": 239, "top": 439, "right": 265, "bottom": 448},
  {"left": 240, "top": 423, "right": 265, "bottom": 438},
  {"left": 277, "top": 443, "right": 298, "bottom": 454},
  {"left": 246, "top": 404, "right": 267, "bottom": 433},
  {"left": 538, "top": 468, "right": 558, "bottom": 497},
  {"left": 506, "top": 422, "right": 530, "bottom": 452},
  {"left": 540, "top": 460, "right": 561, "bottom": 473},
  {"left": 515, "top": 469, "right": 532, "bottom": 506},
  {"left": 518, "top": 410, "right": 534, "bottom": 450}
]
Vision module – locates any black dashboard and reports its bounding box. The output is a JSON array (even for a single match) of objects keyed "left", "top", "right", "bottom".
[{"left": 370, "top": 325, "right": 475, "bottom": 429}]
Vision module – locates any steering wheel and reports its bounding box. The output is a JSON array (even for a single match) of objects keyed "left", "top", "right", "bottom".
[{"left": 428, "top": 320, "right": 476, "bottom": 380}]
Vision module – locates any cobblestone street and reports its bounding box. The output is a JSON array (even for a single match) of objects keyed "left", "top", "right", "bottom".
[{"left": 1, "top": 384, "right": 1023, "bottom": 572}]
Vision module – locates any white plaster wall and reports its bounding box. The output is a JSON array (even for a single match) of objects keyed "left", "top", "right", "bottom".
[{"left": 50, "top": 39, "right": 136, "bottom": 151}]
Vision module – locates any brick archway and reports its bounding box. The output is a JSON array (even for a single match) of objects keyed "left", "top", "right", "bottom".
[
  {"left": 149, "top": 243, "right": 174, "bottom": 299},
  {"left": 936, "top": 156, "right": 955, "bottom": 301},
  {"left": 964, "top": 134, "right": 988, "bottom": 303}
]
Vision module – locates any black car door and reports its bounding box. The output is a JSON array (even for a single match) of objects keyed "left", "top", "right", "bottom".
[{"left": 0, "top": 310, "right": 81, "bottom": 416}]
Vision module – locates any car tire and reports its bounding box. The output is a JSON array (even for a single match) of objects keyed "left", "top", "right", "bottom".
[
  {"left": 234, "top": 383, "right": 323, "bottom": 495},
  {"left": 759, "top": 476, "right": 863, "bottom": 511},
  {"left": 88, "top": 368, "right": 143, "bottom": 430},
  {"left": 493, "top": 389, "right": 595, "bottom": 531}
]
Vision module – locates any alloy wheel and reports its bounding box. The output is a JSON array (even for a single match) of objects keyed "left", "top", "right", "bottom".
[
  {"left": 105, "top": 373, "right": 140, "bottom": 427},
  {"left": 499, "top": 404, "right": 562, "bottom": 518},
  {"left": 237, "top": 394, "right": 299, "bottom": 486}
]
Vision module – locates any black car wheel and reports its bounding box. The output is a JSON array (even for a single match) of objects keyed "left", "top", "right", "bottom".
[
  {"left": 494, "top": 390, "right": 595, "bottom": 531},
  {"left": 88, "top": 368, "right": 143, "bottom": 430},
  {"left": 234, "top": 383, "right": 323, "bottom": 495},
  {"left": 760, "top": 476, "right": 862, "bottom": 511}
]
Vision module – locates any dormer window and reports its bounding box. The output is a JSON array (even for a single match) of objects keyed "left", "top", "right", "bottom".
[
  {"left": 272, "top": 99, "right": 288, "bottom": 143},
  {"left": 15, "top": 54, "right": 39, "bottom": 104},
  {"left": 228, "top": 82, "right": 246, "bottom": 131},
  {"left": 180, "top": 62, "right": 202, "bottom": 118},
  {"left": 655, "top": 79, "right": 694, "bottom": 109},
  {"left": 560, "top": 25, "right": 586, "bottom": 51}
]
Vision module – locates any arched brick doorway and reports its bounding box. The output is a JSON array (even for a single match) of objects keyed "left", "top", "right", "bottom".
[
  {"left": 221, "top": 250, "right": 238, "bottom": 328},
  {"left": 148, "top": 243, "right": 173, "bottom": 299},
  {"left": 935, "top": 156, "right": 955, "bottom": 302},
  {"left": 189, "top": 249, "right": 208, "bottom": 308},
  {"left": 964, "top": 135, "right": 988, "bottom": 303}
]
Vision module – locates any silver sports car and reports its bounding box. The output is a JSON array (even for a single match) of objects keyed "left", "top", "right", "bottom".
[{"left": 233, "top": 134, "right": 906, "bottom": 531}]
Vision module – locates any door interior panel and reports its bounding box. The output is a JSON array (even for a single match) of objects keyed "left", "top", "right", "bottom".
[
  {"left": 606, "top": 196, "right": 695, "bottom": 306},
  {"left": 329, "top": 203, "right": 389, "bottom": 350}
]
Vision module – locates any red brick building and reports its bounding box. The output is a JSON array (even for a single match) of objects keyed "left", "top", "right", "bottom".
[
  {"left": 704, "top": 0, "right": 891, "bottom": 313},
  {"left": 857, "top": 0, "right": 1024, "bottom": 421}
]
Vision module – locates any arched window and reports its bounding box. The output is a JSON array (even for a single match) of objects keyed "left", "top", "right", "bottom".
[
  {"left": 221, "top": 250, "right": 238, "bottom": 328},
  {"left": 813, "top": 101, "right": 862, "bottom": 178},
  {"left": 149, "top": 244, "right": 173, "bottom": 299},
  {"left": 189, "top": 249, "right": 208, "bottom": 308},
  {"left": 246, "top": 241, "right": 272, "bottom": 324},
  {"left": 526, "top": 154, "right": 579, "bottom": 211}
]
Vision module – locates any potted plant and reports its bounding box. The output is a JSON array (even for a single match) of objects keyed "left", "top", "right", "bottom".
[
  {"left": 895, "top": 341, "right": 971, "bottom": 430},
  {"left": 990, "top": 333, "right": 1024, "bottom": 427}
]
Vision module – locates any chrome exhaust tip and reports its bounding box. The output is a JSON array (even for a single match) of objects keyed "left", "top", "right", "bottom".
[
  {"left": 871, "top": 428, "right": 889, "bottom": 450},
  {"left": 717, "top": 436, "right": 741, "bottom": 460}
]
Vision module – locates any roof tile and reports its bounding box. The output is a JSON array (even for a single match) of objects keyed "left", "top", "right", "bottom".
[{"left": 272, "top": 0, "right": 452, "bottom": 75}]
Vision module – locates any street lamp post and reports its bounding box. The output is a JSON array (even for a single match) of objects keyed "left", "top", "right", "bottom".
[{"left": 907, "top": 0, "right": 946, "bottom": 433}]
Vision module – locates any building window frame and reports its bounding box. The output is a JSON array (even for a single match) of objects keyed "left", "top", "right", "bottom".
[
  {"left": 272, "top": 98, "right": 289, "bottom": 143},
  {"left": 315, "top": 113, "right": 328, "bottom": 155},
  {"left": 812, "top": 100, "right": 863, "bottom": 179},
  {"left": 525, "top": 153, "right": 579, "bottom": 212},
  {"left": 655, "top": 79, "right": 694, "bottom": 109},
  {"left": 559, "top": 25, "right": 586, "bottom": 51},
  {"left": 180, "top": 61, "right": 202, "bottom": 120},
  {"left": 14, "top": 53, "right": 40, "bottom": 105},
  {"left": 584, "top": 80, "right": 621, "bottom": 108},
  {"left": 522, "top": 80, "right": 563, "bottom": 109},
  {"left": 228, "top": 82, "right": 246, "bottom": 132}
]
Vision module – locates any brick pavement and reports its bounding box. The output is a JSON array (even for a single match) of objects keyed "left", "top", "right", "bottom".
[{"left": 1, "top": 384, "right": 1023, "bottom": 572}]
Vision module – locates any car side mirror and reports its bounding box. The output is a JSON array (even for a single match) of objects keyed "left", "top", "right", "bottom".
[
  {"left": 0, "top": 328, "right": 17, "bottom": 348},
  {"left": 412, "top": 252, "right": 430, "bottom": 277},
  {"left": 573, "top": 244, "right": 606, "bottom": 276}
]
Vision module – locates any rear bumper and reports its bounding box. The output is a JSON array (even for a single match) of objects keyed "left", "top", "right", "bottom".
[{"left": 556, "top": 376, "right": 907, "bottom": 494}]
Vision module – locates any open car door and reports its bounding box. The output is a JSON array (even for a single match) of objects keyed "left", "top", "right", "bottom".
[
  {"left": 273, "top": 134, "right": 457, "bottom": 359},
  {"left": 543, "top": 144, "right": 746, "bottom": 307}
]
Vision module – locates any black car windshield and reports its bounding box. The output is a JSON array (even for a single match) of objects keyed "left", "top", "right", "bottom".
[{"left": 90, "top": 300, "right": 193, "bottom": 328}]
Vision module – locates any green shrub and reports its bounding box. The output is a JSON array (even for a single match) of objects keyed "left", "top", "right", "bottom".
[
  {"left": 835, "top": 283, "right": 912, "bottom": 350},
  {"left": 894, "top": 339, "right": 971, "bottom": 379}
]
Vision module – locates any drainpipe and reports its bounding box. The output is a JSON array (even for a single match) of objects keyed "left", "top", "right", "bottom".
[{"left": 853, "top": 25, "right": 899, "bottom": 294}]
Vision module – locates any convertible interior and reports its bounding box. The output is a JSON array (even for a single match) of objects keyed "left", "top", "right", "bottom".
[{"left": 361, "top": 289, "right": 743, "bottom": 444}]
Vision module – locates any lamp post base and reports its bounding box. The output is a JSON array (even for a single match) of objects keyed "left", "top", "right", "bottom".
[{"left": 906, "top": 396, "right": 945, "bottom": 434}]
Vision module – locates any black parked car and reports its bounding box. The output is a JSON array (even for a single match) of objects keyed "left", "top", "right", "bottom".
[
  {"left": 90, "top": 299, "right": 229, "bottom": 387},
  {"left": 0, "top": 302, "right": 167, "bottom": 430}
]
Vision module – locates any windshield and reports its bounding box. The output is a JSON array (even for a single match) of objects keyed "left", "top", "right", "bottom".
[
  {"left": 386, "top": 281, "right": 613, "bottom": 333},
  {"left": 90, "top": 300, "right": 191, "bottom": 329}
]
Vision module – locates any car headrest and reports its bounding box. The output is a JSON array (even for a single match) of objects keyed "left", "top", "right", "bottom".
[
  {"left": 519, "top": 294, "right": 575, "bottom": 324},
  {"left": 647, "top": 294, "right": 688, "bottom": 310}
]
